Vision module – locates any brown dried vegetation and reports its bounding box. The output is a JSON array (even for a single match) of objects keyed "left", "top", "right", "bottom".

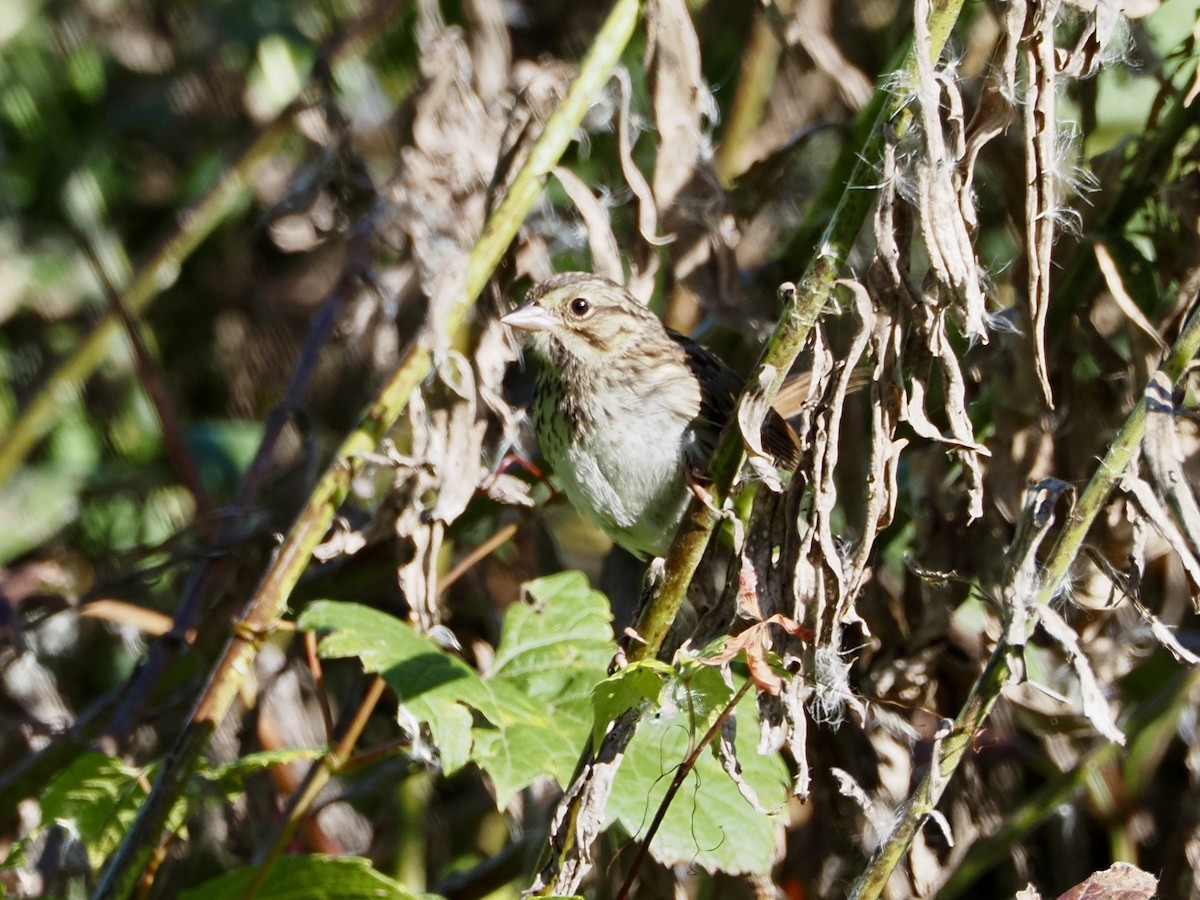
[{"left": 0, "top": 0, "right": 1198, "bottom": 898}]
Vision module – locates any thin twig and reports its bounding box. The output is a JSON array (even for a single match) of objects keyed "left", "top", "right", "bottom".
[
  {"left": 439, "top": 522, "right": 519, "bottom": 596},
  {"left": 239, "top": 675, "right": 389, "bottom": 900},
  {"left": 848, "top": 294, "right": 1200, "bottom": 900},
  {"left": 614, "top": 679, "right": 754, "bottom": 900},
  {"left": 93, "top": 2, "right": 642, "bottom": 895},
  {"left": 340, "top": 736, "right": 413, "bottom": 774},
  {"left": 532, "top": 5, "right": 968, "bottom": 891},
  {"left": 0, "top": 0, "right": 406, "bottom": 488},
  {"left": 304, "top": 630, "right": 336, "bottom": 745},
  {"left": 72, "top": 228, "right": 214, "bottom": 517}
]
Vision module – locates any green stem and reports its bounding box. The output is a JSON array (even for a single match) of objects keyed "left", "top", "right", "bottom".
[
  {"left": 0, "top": 0, "right": 405, "bottom": 488},
  {"left": 92, "top": 3, "right": 644, "bottom": 897},
  {"left": 939, "top": 665, "right": 1200, "bottom": 898},
  {"left": 850, "top": 300, "right": 1200, "bottom": 900},
  {"left": 534, "top": 1, "right": 968, "bottom": 892},
  {"left": 633, "top": 0, "right": 966, "bottom": 664},
  {"left": 714, "top": 5, "right": 788, "bottom": 187},
  {"left": 239, "top": 676, "right": 388, "bottom": 900}
]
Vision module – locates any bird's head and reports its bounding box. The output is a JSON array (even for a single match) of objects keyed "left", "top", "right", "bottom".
[{"left": 501, "top": 273, "right": 661, "bottom": 370}]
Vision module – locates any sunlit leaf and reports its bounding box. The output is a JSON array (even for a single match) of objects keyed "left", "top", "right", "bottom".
[{"left": 178, "top": 855, "right": 420, "bottom": 900}]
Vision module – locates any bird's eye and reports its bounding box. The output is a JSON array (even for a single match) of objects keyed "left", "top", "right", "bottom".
[{"left": 568, "top": 297, "right": 590, "bottom": 317}]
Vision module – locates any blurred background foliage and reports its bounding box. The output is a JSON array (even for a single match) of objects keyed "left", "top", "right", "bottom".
[{"left": 0, "top": 0, "right": 1199, "bottom": 897}]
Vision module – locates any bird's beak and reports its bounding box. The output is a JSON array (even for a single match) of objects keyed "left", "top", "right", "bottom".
[{"left": 501, "top": 303, "right": 557, "bottom": 333}]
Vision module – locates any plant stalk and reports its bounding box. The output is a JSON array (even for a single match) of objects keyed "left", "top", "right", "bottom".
[{"left": 92, "top": 2, "right": 643, "bottom": 895}]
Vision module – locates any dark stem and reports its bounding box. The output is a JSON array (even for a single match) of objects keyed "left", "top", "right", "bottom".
[{"left": 614, "top": 678, "right": 754, "bottom": 900}]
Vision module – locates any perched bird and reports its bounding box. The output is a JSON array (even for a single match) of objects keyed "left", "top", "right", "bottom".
[{"left": 502, "top": 273, "right": 799, "bottom": 559}]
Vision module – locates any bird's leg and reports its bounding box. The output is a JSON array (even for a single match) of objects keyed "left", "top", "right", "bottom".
[
  {"left": 498, "top": 451, "right": 546, "bottom": 483},
  {"left": 684, "top": 464, "right": 720, "bottom": 515}
]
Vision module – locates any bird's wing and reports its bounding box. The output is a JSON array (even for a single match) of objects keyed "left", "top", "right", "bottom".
[{"left": 668, "top": 331, "right": 800, "bottom": 470}]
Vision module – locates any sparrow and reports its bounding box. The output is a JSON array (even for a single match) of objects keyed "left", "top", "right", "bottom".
[{"left": 502, "top": 273, "right": 799, "bottom": 559}]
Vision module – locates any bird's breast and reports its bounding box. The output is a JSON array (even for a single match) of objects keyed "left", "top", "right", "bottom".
[{"left": 536, "top": 369, "right": 701, "bottom": 557}]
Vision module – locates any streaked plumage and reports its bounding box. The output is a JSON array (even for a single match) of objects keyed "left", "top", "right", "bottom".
[{"left": 503, "top": 273, "right": 798, "bottom": 559}]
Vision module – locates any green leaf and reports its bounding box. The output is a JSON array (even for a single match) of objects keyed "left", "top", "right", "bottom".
[
  {"left": 471, "top": 715, "right": 584, "bottom": 808},
  {"left": 199, "top": 748, "right": 325, "bottom": 797},
  {"left": 488, "top": 571, "right": 614, "bottom": 697},
  {"left": 186, "top": 420, "right": 265, "bottom": 496},
  {"left": 177, "top": 855, "right": 422, "bottom": 900},
  {"left": 474, "top": 572, "right": 615, "bottom": 805},
  {"left": 666, "top": 661, "right": 735, "bottom": 737},
  {"left": 591, "top": 660, "right": 670, "bottom": 751},
  {"left": 298, "top": 573, "right": 617, "bottom": 807},
  {"left": 0, "top": 465, "right": 83, "bottom": 564},
  {"left": 39, "top": 752, "right": 147, "bottom": 870},
  {"left": 299, "top": 601, "right": 500, "bottom": 773},
  {"left": 1, "top": 835, "right": 28, "bottom": 871},
  {"left": 607, "top": 684, "right": 789, "bottom": 875}
]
